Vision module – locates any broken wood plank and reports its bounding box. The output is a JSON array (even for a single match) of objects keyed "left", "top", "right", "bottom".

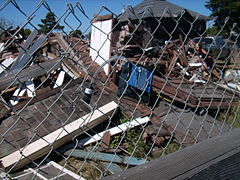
[
  {"left": 49, "top": 161, "right": 86, "bottom": 180},
  {"left": 101, "top": 131, "right": 111, "bottom": 149},
  {"left": 0, "top": 58, "right": 62, "bottom": 91},
  {"left": 10, "top": 33, "right": 47, "bottom": 73},
  {"left": 0, "top": 42, "right": 4, "bottom": 52},
  {"left": 15, "top": 29, "right": 38, "bottom": 64},
  {"left": 9, "top": 84, "right": 27, "bottom": 106},
  {"left": 62, "top": 64, "right": 77, "bottom": 79},
  {"left": 11, "top": 77, "right": 83, "bottom": 112},
  {"left": 26, "top": 79, "right": 35, "bottom": 97},
  {"left": 198, "top": 100, "right": 236, "bottom": 108},
  {"left": 62, "top": 60, "right": 82, "bottom": 78},
  {"left": 65, "top": 150, "right": 148, "bottom": 166},
  {"left": 1, "top": 101, "right": 118, "bottom": 171},
  {"left": 102, "top": 162, "right": 123, "bottom": 174},
  {"left": 167, "top": 50, "right": 178, "bottom": 73},
  {"left": 79, "top": 116, "right": 150, "bottom": 146},
  {"left": 0, "top": 57, "right": 15, "bottom": 74},
  {"left": 152, "top": 76, "right": 198, "bottom": 106},
  {"left": 53, "top": 71, "right": 65, "bottom": 88},
  {"left": 179, "top": 34, "right": 188, "bottom": 67}
]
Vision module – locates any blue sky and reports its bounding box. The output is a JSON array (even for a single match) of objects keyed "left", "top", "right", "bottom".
[{"left": 0, "top": 0, "right": 212, "bottom": 33}]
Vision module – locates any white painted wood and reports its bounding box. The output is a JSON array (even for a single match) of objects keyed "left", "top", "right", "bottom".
[
  {"left": 29, "top": 168, "right": 48, "bottom": 180},
  {"left": 53, "top": 70, "right": 65, "bottom": 88},
  {"left": 18, "top": 87, "right": 27, "bottom": 97},
  {"left": 0, "top": 57, "right": 15, "bottom": 74},
  {"left": 13, "top": 85, "right": 22, "bottom": 97},
  {"left": 49, "top": 161, "right": 86, "bottom": 180},
  {"left": 9, "top": 98, "right": 20, "bottom": 106},
  {"left": 80, "top": 116, "right": 150, "bottom": 146},
  {"left": 90, "top": 19, "right": 113, "bottom": 75},
  {"left": 0, "top": 42, "right": 4, "bottom": 52},
  {"left": 1, "top": 101, "right": 118, "bottom": 171},
  {"left": 10, "top": 84, "right": 27, "bottom": 106},
  {"left": 26, "top": 79, "right": 36, "bottom": 97}
]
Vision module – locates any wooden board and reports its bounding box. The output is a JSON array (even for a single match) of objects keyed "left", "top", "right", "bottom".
[
  {"left": 0, "top": 59, "right": 62, "bottom": 92},
  {"left": 1, "top": 101, "right": 118, "bottom": 171}
]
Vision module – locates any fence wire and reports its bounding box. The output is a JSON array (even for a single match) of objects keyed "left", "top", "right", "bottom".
[{"left": 0, "top": 0, "right": 240, "bottom": 179}]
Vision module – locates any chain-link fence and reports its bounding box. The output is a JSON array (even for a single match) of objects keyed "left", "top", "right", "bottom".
[{"left": 0, "top": 0, "right": 239, "bottom": 179}]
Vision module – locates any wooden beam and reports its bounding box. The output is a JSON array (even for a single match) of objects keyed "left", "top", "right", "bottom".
[
  {"left": 12, "top": 77, "right": 83, "bottom": 112},
  {"left": 1, "top": 101, "right": 118, "bottom": 171},
  {"left": 152, "top": 76, "right": 198, "bottom": 106},
  {"left": 0, "top": 57, "right": 15, "bottom": 74},
  {"left": 0, "top": 58, "right": 62, "bottom": 92},
  {"left": 199, "top": 100, "right": 237, "bottom": 108},
  {"left": 79, "top": 116, "right": 150, "bottom": 146},
  {"left": 53, "top": 71, "right": 65, "bottom": 88},
  {"left": 10, "top": 33, "right": 47, "bottom": 73},
  {"left": 65, "top": 150, "right": 148, "bottom": 166}
]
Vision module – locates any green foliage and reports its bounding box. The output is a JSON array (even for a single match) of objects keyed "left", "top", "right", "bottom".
[
  {"left": 70, "top": 29, "right": 84, "bottom": 38},
  {"left": 24, "top": 28, "right": 31, "bottom": 37},
  {"left": 110, "top": 117, "right": 150, "bottom": 158},
  {"left": 163, "top": 142, "right": 180, "bottom": 156},
  {"left": 58, "top": 157, "right": 101, "bottom": 180},
  {"left": 217, "top": 106, "right": 240, "bottom": 128},
  {"left": 206, "top": 25, "right": 219, "bottom": 36},
  {"left": 38, "top": 12, "right": 64, "bottom": 34},
  {"left": 205, "top": 0, "right": 240, "bottom": 36}
]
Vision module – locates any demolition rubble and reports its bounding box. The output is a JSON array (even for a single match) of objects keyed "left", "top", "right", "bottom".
[{"left": 0, "top": 22, "right": 239, "bottom": 179}]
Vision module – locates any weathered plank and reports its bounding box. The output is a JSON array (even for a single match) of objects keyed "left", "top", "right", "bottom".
[
  {"left": 1, "top": 101, "right": 118, "bottom": 171},
  {"left": 0, "top": 57, "right": 15, "bottom": 74},
  {"left": 102, "top": 162, "right": 123, "bottom": 174},
  {"left": 152, "top": 76, "right": 198, "bottom": 106},
  {"left": 53, "top": 70, "right": 65, "bottom": 88},
  {"left": 10, "top": 33, "right": 47, "bottom": 73},
  {"left": 79, "top": 116, "right": 150, "bottom": 146},
  {"left": 65, "top": 150, "right": 148, "bottom": 166},
  {"left": 0, "top": 58, "right": 62, "bottom": 91}
]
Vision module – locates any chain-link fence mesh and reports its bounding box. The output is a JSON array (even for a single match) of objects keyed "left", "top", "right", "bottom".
[{"left": 0, "top": 0, "right": 239, "bottom": 179}]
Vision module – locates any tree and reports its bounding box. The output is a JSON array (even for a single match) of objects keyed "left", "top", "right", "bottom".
[
  {"left": 38, "top": 12, "right": 64, "bottom": 34},
  {"left": 205, "top": 0, "right": 240, "bottom": 37},
  {"left": 24, "top": 28, "right": 32, "bottom": 37},
  {"left": 85, "top": 31, "right": 91, "bottom": 41},
  {"left": 0, "top": 16, "right": 16, "bottom": 32},
  {"left": 70, "top": 29, "right": 84, "bottom": 38}
]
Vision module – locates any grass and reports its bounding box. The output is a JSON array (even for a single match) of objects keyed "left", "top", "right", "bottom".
[
  {"left": 163, "top": 142, "right": 180, "bottom": 156},
  {"left": 217, "top": 105, "right": 240, "bottom": 128},
  {"left": 58, "top": 157, "right": 103, "bottom": 180},
  {"left": 109, "top": 117, "right": 150, "bottom": 158}
]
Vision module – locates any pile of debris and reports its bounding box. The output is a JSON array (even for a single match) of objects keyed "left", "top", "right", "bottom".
[{"left": 0, "top": 25, "right": 239, "bottom": 179}]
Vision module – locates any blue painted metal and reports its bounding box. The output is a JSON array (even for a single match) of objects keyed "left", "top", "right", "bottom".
[
  {"left": 65, "top": 149, "right": 148, "bottom": 166},
  {"left": 128, "top": 65, "right": 153, "bottom": 93}
]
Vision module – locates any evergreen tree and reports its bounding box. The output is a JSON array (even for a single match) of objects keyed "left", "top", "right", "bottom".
[
  {"left": 70, "top": 29, "right": 84, "bottom": 38},
  {"left": 24, "top": 28, "right": 32, "bottom": 37},
  {"left": 38, "top": 12, "right": 64, "bottom": 34},
  {"left": 205, "top": 0, "right": 240, "bottom": 36}
]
